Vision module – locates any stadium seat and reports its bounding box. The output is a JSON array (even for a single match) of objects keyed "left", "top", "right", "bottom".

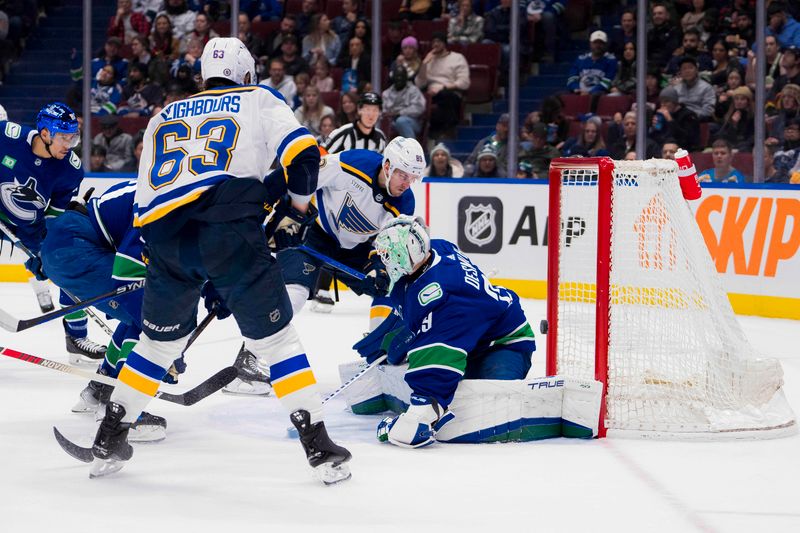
[
  {"left": 462, "top": 43, "right": 502, "bottom": 68},
  {"left": 699, "top": 122, "right": 710, "bottom": 148},
  {"left": 252, "top": 21, "right": 281, "bottom": 40},
  {"left": 464, "top": 64, "right": 495, "bottom": 104},
  {"left": 364, "top": 0, "right": 404, "bottom": 20},
  {"left": 90, "top": 115, "right": 150, "bottom": 138},
  {"left": 330, "top": 67, "right": 343, "bottom": 89},
  {"left": 325, "top": 0, "right": 342, "bottom": 19},
  {"left": 284, "top": 0, "right": 304, "bottom": 14},
  {"left": 558, "top": 94, "right": 591, "bottom": 118},
  {"left": 732, "top": 152, "right": 754, "bottom": 178},
  {"left": 320, "top": 90, "right": 341, "bottom": 112},
  {"left": 412, "top": 20, "right": 448, "bottom": 41},
  {"left": 595, "top": 95, "right": 633, "bottom": 120},
  {"left": 212, "top": 20, "right": 231, "bottom": 37},
  {"left": 565, "top": 0, "right": 591, "bottom": 31},
  {"left": 691, "top": 152, "right": 714, "bottom": 173}
]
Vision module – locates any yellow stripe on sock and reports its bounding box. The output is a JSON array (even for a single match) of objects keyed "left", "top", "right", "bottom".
[
  {"left": 272, "top": 370, "right": 317, "bottom": 398},
  {"left": 369, "top": 305, "right": 392, "bottom": 320},
  {"left": 118, "top": 366, "right": 160, "bottom": 396}
]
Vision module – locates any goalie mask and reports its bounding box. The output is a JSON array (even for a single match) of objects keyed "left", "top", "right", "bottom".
[
  {"left": 382, "top": 137, "right": 426, "bottom": 197},
  {"left": 374, "top": 215, "right": 431, "bottom": 287},
  {"left": 201, "top": 37, "right": 256, "bottom": 85}
]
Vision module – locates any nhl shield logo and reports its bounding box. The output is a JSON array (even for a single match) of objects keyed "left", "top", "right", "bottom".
[
  {"left": 464, "top": 203, "right": 496, "bottom": 247},
  {"left": 457, "top": 196, "right": 503, "bottom": 253}
]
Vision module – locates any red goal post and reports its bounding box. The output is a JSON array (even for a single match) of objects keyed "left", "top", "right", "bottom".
[{"left": 545, "top": 157, "right": 796, "bottom": 440}]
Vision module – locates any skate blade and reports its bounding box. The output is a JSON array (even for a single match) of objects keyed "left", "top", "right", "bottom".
[
  {"left": 309, "top": 301, "right": 334, "bottom": 314},
  {"left": 222, "top": 378, "right": 272, "bottom": 396},
  {"left": 68, "top": 354, "right": 103, "bottom": 367},
  {"left": 89, "top": 457, "right": 126, "bottom": 478},
  {"left": 70, "top": 400, "right": 99, "bottom": 414},
  {"left": 128, "top": 425, "right": 166, "bottom": 443},
  {"left": 313, "top": 463, "right": 352, "bottom": 485}
]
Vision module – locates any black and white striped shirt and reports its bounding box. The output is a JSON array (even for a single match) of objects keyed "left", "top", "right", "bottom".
[{"left": 324, "top": 121, "right": 387, "bottom": 154}]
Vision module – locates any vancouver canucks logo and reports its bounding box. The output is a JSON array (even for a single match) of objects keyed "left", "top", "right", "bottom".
[
  {"left": 0, "top": 177, "right": 46, "bottom": 221},
  {"left": 334, "top": 193, "right": 378, "bottom": 235}
]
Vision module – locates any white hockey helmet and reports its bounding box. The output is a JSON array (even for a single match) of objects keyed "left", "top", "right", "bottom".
[
  {"left": 382, "top": 137, "right": 426, "bottom": 196},
  {"left": 374, "top": 215, "right": 431, "bottom": 286},
  {"left": 201, "top": 37, "right": 256, "bottom": 85}
]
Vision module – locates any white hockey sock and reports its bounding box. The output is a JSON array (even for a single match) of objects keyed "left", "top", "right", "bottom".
[
  {"left": 245, "top": 324, "right": 322, "bottom": 424},
  {"left": 111, "top": 334, "right": 189, "bottom": 423},
  {"left": 286, "top": 283, "right": 310, "bottom": 315}
]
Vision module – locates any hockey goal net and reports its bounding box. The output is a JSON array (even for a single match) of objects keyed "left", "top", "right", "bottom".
[{"left": 546, "top": 157, "right": 796, "bottom": 439}]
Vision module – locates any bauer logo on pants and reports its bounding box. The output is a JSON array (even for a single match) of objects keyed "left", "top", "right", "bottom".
[{"left": 458, "top": 196, "right": 503, "bottom": 254}]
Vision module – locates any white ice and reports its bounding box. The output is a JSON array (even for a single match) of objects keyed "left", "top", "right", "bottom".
[{"left": 1, "top": 283, "right": 799, "bottom": 533}]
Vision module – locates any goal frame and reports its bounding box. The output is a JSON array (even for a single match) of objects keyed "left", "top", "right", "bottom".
[{"left": 546, "top": 157, "right": 614, "bottom": 438}]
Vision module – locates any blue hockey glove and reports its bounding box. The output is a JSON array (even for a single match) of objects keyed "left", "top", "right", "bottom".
[
  {"left": 201, "top": 281, "right": 232, "bottom": 320},
  {"left": 24, "top": 254, "right": 47, "bottom": 281},
  {"left": 266, "top": 197, "right": 319, "bottom": 251},
  {"left": 360, "top": 250, "right": 390, "bottom": 298},
  {"left": 377, "top": 396, "right": 454, "bottom": 448},
  {"left": 163, "top": 354, "right": 187, "bottom": 384},
  {"left": 353, "top": 311, "right": 405, "bottom": 364},
  {"left": 382, "top": 325, "right": 414, "bottom": 365}
]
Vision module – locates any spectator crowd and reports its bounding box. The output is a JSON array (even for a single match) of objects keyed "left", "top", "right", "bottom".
[{"left": 10, "top": 0, "right": 793, "bottom": 184}]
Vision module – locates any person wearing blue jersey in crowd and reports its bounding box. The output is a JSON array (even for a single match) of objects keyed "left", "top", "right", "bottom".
[
  {"left": 0, "top": 102, "right": 108, "bottom": 365},
  {"left": 355, "top": 215, "right": 536, "bottom": 448},
  {"left": 89, "top": 37, "right": 351, "bottom": 484}
]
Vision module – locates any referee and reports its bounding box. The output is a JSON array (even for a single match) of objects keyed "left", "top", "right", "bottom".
[{"left": 324, "top": 92, "right": 388, "bottom": 154}]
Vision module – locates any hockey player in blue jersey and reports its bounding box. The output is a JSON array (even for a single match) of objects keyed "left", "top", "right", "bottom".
[
  {"left": 356, "top": 215, "right": 536, "bottom": 448},
  {"left": 90, "top": 37, "right": 351, "bottom": 484},
  {"left": 40, "top": 180, "right": 196, "bottom": 441},
  {"left": 0, "top": 102, "right": 108, "bottom": 364}
]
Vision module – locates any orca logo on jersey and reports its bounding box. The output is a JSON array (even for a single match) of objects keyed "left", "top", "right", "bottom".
[
  {"left": 457, "top": 196, "right": 503, "bottom": 254},
  {"left": 0, "top": 177, "right": 46, "bottom": 222},
  {"left": 334, "top": 192, "right": 379, "bottom": 235}
]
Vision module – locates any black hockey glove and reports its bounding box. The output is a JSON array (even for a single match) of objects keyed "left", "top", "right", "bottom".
[
  {"left": 24, "top": 254, "right": 47, "bottom": 281},
  {"left": 266, "top": 198, "right": 319, "bottom": 251},
  {"left": 361, "top": 250, "right": 390, "bottom": 298},
  {"left": 201, "top": 281, "right": 232, "bottom": 320}
]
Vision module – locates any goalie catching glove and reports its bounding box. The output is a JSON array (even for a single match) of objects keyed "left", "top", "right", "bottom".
[
  {"left": 377, "top": 395, "right": 455, "bottom": 448},
  {"left": 265, "top": 196, "right": 319, "bottom": 251}
]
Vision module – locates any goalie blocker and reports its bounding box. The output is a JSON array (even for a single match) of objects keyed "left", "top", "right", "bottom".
[{"left": 338, "top": 360, "right": 603, "bottom": 442}]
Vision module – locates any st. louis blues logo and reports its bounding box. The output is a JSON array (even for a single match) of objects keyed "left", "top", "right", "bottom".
[
  {"left": 334, "top": 193, "right": 378, "bottom": 235},
  {"left": 463, "top": 203, "right": 497, "bottom": 247},
  {"left": 0, "top": 177, "right": 46, "bottom": 222}
]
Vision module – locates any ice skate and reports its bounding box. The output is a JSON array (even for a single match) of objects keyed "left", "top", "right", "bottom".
[
  {"left": 290, "top": 409, "right": 352, "bottom": 485},
  {"left": 129, "top": 411, "right": 167, "bottom": 443},
  {"left": 65, "top": 321, "right": 107, "bottom": 365},
  {"left": 90, "top": 402, "right": 133, "bottom": 478},
  {"left": 71, "top": 372, "right": 113, "bottom": 413},
  {"left": 223, "top": 343, "right": 272, "bottom": 396},
  {"left": 309, "top": 289, "right": 335, "bottom": 314}
]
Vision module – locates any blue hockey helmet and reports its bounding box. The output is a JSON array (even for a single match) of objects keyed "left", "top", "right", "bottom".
[{"left": 36, "top": 102, "right": 79, "bottom": 136}]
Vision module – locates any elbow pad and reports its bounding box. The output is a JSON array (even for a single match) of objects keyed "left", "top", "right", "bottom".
[{"left": 285, "top": 144, "right": 321, "bottom": 204}]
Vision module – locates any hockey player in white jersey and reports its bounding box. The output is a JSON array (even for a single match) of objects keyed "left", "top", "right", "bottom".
[
  {"left": 278, "top": 137, "right": 424, "bottom": 324},
  {"left": 89, "top": 37, "right": 351, "bottom": 484}
]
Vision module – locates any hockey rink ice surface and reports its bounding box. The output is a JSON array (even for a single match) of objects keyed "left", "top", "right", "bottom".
[{"left": 1, "top": 283, "right": 799, "bottom": 533}]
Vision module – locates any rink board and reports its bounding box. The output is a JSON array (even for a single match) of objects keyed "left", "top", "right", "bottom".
[{"left": 2, "top": 174, "right": 798, "bottom": 319}]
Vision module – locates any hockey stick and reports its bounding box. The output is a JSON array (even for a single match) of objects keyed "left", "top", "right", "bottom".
[
  {"left": 0, "top": 279, "right": 145, "bottom": 333},
  {"left": 298, "top": 245, "right": 366, "bottom": 281},
  {"left": 286, "top": 355, "right": 387, "bottom": 438},
  {"left": 0, "top": 346, "right": 237, "bottom": 406},
  {"left": 0, "top": 219, "right": 114, "bottom": 336}
]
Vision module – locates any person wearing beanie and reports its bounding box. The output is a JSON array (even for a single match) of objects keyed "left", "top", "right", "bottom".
[
  {"left": 772, "top": 82, "right": 800, "bottom": 140},
  {"left": 650, "top": 85, "right": 700, "bottom": 152},
  {"left": 466, "top": 113, "right": 511, "bottom": 172},
  {"left": 425, "top": 143, "right": 465, "bottom": 178},
  {"left": 716, "top": 85, "right": 755, "bottom": 151},
  {"left": 415, "top": 31, "right": 470, "bottom": 139},
  {"left": 474, "top": 145, "right": 501, "bottom": 178},
  {"left": 391, "top": 36, "right": 422, "bottom": 82},
  {"left": 675, "top": 55, "right": 716, "bottom": 120}
]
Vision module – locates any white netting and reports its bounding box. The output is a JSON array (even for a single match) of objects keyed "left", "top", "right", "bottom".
[{"left": 553, "top": 159, "right": 796, "bottom": 439}]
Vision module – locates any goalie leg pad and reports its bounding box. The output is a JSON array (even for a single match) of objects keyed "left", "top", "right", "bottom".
[{"left": 377, "top": 402, "right": 444, "bottom": 448}]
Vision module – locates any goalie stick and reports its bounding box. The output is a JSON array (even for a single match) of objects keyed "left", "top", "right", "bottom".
[
  {"left": 286, "top": 355, "right": 387, "bottom": 438},
  {"left": 0, "top": 278, "right": 145, "bottom": 333},
  {"left": 0, "top": 218, "right": 114, "bottom": 336}
]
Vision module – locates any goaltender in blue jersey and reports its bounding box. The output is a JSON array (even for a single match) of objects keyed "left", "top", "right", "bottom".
[
  {"left": 0, "top": 104, "right": 107, "bottom": 363},
  {"left": 354, "top": 215, "right": 536, "bottom": 448}
]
